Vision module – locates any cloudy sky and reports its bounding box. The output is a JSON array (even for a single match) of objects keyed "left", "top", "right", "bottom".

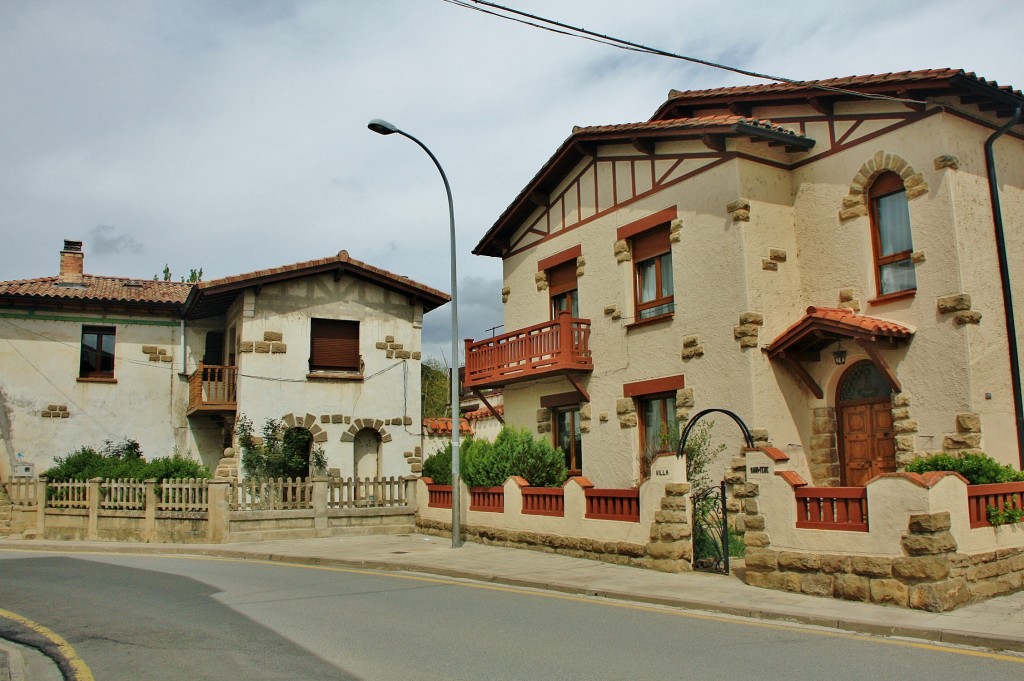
[{"left": 2, "top": 1, "right": 1022, "bottom": 361}]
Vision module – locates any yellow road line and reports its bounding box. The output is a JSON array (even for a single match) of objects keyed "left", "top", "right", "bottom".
[
  {"left": 5, "top": 548, "right": 1024, "bottom": 666},
  {"left": 0, "top": 607, "right": 95, "bottom": 681}
]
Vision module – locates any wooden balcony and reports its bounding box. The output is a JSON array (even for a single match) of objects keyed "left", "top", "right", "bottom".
[
  {"left": 187, "top": 364, "right": 238, "bottom": 415},
  {"left": 463, "top": 311, "right": 592, "bottom": 390}
]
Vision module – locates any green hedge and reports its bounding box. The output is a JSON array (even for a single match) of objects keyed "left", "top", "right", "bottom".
[
  {"left": 43, "top": 438, "right": 210, "bottom": 482},
  {"left": 904, "top": 451, "right": 1024, "bottom": 485},
  {"left": 423, "top": 427, "right": 568, "bottom": 489}
]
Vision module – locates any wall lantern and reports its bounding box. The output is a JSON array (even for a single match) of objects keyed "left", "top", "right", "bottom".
[{"left": 833, "top": 340, "right": 848, "bottom": 366}]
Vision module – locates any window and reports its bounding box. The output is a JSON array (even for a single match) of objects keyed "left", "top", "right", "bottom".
[
  {"left": 553, "top": 407, "right": 583, "bottom": 475},
  {"left": 309, "top": 319, "right": 360, "bottom": 372},
  {"left": 548, "top": 260, "right": 579, "bottom": 319},
  {"left": 869, "top": 171, "right": 916, "bottom": 296},
  {"left": 638, "top": 393, "right": 677, "bottom": 479},
  {"left": 632, "top": 225, "right": 674, "bottom": 320},
  {"left": 80, "top": 326, "right": 115, "bottom": 378}
]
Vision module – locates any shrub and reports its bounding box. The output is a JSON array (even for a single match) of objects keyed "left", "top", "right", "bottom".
[
  {"left": 43, "top": 438, "right": 209, "bottom": 482},
  {"left": 904, "top": 451, "right": 1024, "bottom": 485},
  {"left": 422, "top": 441, "right": 454, "bottom": 485},
  {"left": 461, "top": 426, "right": 567, "bottom": 488},
  {"left": 237, "top": 415, "right": 327, "bottom": 479}
]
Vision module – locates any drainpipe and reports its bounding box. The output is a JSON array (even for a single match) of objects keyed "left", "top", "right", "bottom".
[
  {"left": 985, "top": 105, "right": 1024, "bottom": 467},
  {"left": 180, "top": 318, "right": 187, "bottom": 375}
]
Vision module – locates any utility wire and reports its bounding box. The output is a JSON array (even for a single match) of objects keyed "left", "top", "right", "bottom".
[{"left": 448, "top": 0, "right": 926, "bottom": 106}]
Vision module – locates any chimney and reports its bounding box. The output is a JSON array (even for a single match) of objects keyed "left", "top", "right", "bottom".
[{"left": 58, "top": 240, "right": 84, "bottom": 286}]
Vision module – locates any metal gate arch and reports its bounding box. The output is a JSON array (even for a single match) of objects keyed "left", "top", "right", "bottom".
[{"left": 677, "top": 408, "right": 754, "bottom": 575}]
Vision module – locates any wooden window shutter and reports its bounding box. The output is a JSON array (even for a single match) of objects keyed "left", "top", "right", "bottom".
[
  {"left": 631, "top": 225, "right": 670, "bottom": 262},
  {"left": 547, "top": 260, "right": 577, "bottom": 295},
  {"left": 310, "top": 319, "right": 359, "bottom": 371}
]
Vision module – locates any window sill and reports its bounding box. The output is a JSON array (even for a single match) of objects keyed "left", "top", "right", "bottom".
[
  {"left": 77, "top": 377, "right": 117, "bottom": 384},
  {"left": 306, "top": 371, "right": 364, "bottom": 382},
  {"left": 868, "top": 289, "right": 916, "bottom": 306},
  {"left": 625, "top": 312, "right": 674, "bottom": 330}
]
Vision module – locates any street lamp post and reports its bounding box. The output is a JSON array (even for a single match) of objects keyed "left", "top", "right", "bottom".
[{"left": 368, "top": 119, "right": 462, "bottom": 548}]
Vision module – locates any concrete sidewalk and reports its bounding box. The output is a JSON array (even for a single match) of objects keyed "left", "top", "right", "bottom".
[{"left": 3, "top": 534, "right": 1024, "bottom": 654}]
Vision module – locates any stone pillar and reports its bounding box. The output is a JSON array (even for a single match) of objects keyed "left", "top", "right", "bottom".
[
  {"left": 312, "top": 477, "right": 328, "bottom": 536},
  {"left": 144, "top": 479, "right": 157, "bottom": 543},
  {"left": 403, "top": 475, "right": 418, "bottom": 509},
  {"left": 808, "top": 407, "right": 839, "bottom": 485},
  {"left": 207, "top": 480, "right": 230, "bottom": 543},
  {"left": 35, "top": 477, "right": 47, "bottom": 538},
  {"left": 643, "top": 482, "right": 693, "bottom": 573},
  {"left": 900, "top": 512, "right": 965, "bottom": 611},
  {"left": 87, "top": 478, "right": 101, "bottom": 540}
]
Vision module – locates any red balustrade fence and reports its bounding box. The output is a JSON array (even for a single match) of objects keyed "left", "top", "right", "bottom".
[{"left": 794, "top": 487, "right": 868, "bottom": 531}]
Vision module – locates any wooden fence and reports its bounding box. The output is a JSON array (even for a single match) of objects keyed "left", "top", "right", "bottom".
[
  {"left": 794, "top": 486, "right": 869, "bottom": 531},
  {"left": 967, "top": 481, "right": 1024, "bottom": 528}
]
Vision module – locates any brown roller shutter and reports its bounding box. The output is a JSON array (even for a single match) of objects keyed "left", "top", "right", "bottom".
[
  {"left": 547, "top": 260, "right": 577, "bottom": 295},
  {"left": 631, "top": 224, "right": 670, "bottom": 262},
  {"left": 310, "top": 319, "right": 359, "bottom": 371}
]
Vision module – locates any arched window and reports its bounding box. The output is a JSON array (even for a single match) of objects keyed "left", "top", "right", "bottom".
[{"left": 869, "top": 171, "right": 916, "bottom": 297}]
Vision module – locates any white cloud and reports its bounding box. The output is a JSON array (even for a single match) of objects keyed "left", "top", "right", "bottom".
[{"left": 1, "top": 0, "right": 1022, "bottom": 348}]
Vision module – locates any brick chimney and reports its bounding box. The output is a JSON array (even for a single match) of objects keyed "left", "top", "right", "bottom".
[{"left": 58, "top": 240, "right": 84, "bottom": 286}]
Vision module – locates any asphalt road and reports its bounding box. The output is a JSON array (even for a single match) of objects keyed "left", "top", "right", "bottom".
[{"left": 1, "top": 550, "right": 1023, "bottom": 680}]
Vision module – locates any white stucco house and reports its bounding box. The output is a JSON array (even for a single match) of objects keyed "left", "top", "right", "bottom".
[
  {"left": 464, "top": 68, "right": 1024, "bottom": 489},
  {"left": 0, "top": 240, "right": 449, "bottom": 480}
]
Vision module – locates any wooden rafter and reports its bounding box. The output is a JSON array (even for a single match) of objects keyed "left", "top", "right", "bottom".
[
  {"left": 471, "top": 389, "right": 505, "bottom": 425},
  {"left": 701, "top": 133, "right": 725, "bottom": 152},
  {"left": 727, "top": 101, "right": 752, "bottom": 118},
  {"left": 631, "top": 137, "right": 655, "bottom": 155},
  {"left": 807, "top": 96, "right": 832, "bottom": 116},
  {"left": 854, "top": 339, "right": 902, "bottom": 393},
  {"left": 780, "top": 353, "right": 823, "bottom": 399},
  {"left": 565, "top": 373, "right": 590, "bottom": 403}
]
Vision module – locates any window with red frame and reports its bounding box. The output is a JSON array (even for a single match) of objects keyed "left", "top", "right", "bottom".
[
  {"left": 632, "top": 225, "right": 674, "bottom": 320},
  {"left": 870, "top": 171, "right": 916, "bottom": 296}
]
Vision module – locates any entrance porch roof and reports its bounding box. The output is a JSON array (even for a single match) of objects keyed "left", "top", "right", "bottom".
[{"left": 766, "top": 306, "right": 914, "bottom": 360}]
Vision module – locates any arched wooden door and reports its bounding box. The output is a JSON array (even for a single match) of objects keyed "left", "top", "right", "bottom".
[{"left": 837, "top": 361, "right": 897, "bottom": 486}]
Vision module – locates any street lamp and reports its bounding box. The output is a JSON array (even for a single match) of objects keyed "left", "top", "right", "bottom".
[{"left": 368, "top": 118, "right": 462, "bottom": 548}]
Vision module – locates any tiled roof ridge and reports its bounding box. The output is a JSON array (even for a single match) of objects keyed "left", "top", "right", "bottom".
[
  {"left": 197, "top": 250, "right": 449, "bottom": 301},
  {"left": 663, "top": 68, "right": 1022, "bottom": 102},
  {"left": 571, "top": 114, "right": 805, "bottom": 139}
]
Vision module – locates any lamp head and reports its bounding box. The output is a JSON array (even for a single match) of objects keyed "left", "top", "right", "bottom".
[{"left": 368, "top": 118, "right": 399, "bottom": 135}]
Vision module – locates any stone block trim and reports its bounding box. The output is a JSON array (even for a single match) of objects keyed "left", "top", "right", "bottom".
[
  {"left": 263, "top": 331, "right": 283, "bottom": 342},
  {"left": 417, "top": 518, "right": 650, "bottom": 569},
  {"left": 616, "top": 398, "right": 637, "bottom": 428},
  {"left": 742, "top": 510, "right": 1024, "bottom": 611},
  {"left": 579, "top": 403, "right": 592, "bottom": 434},
  {"left": 726, "top": 199, "right": 750, "bottom": 222},
  {"left": 372, "top": 333, "right": 421, "bottom": 361},
  {"left": 339, "top": 418, "right": 393, "bottom": 444},
  {"left": 142, "top": 345, "right": 173, "bottom": 362},
  {"left": 603, "top": 304, "right": 622, "bottom": 320},
  {"left": 534, "top": 270, "right": 548, "bottom": 291},
  {"left": 613, "top": 239, "right": 631, "bottom": 264},
  {"left": 934, "top": 154, "right": 960, "bottom": 170},
  {"left": 576, "top": 256, "right": 586, "bottom": 277},
  {"left": 669, "top": 218, "right": 683, "bottom": 243},
  {"left": 239, "top": 341, "right": 254, "bottom": 353},
  {"left": 41, "top": 404, "right": 70, "bottom": 418},
  {"left": 840, "top": 151, "right": 928, "bottom": 222},
  {"left": 943, "top": 412, "right": 983, "bottom": 452},
  {"left": 643, "top": 482, "right": 695, "bottom": 572},
  {"left": 681, "top": 335, "right": 704, "bottom": 360},
  {"left": 762, "top": 259, "right": 778, "bottom": 271},
  {"left": 838, "top": 287, "right": 861, "bottom": 313},
  {"left": 501, "top": 286, "right": 511, "bottom": 304},
  {"left": 807, "top": 407, "right": 839, "bottom": 485},
  {"left": 734, "top": 313, "right": 763, "bottom": 349}
]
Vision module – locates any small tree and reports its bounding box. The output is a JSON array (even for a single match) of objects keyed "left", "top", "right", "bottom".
[
  {"left": 236, "top": 415, "right": 326, "bottom": 479},
  {"left": 421, "top": 357, "right": 451, "bottom": 418}
]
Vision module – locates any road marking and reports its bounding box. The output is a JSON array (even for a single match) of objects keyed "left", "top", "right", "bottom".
[
  {"left": 0, "top": 607, "right": 95, "bottom": 681},
  {"left": 5, "top": 548, "right": 1024, "bottom": 665}
]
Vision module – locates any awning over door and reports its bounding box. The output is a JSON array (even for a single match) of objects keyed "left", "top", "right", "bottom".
[{"left": 765, "top": 306, "right": 914, "bottom": 398}]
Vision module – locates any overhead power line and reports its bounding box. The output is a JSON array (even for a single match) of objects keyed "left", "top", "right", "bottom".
[{"left": 446, "top": 0, "right": 926, "bottom": 106}]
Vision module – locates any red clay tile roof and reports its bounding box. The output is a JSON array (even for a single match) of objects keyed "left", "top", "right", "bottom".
[
  {"left": 768, "top": 306, "right": 914, "bottom": 358},
  {"left": 464, "top": 404, "right": 504, "bottom": 421},
  {"left": 573, "top": 114, "right": 805, "bottom": 139},
  {"left": 0, "top": 275, "right": 191, "bottom": 305},
  {"left": 423, "top": 417, "right": 473, "bottom": 436},
  {"left": 654, "top": 69, "right": 1023, "bottom": 117},
  {"left": 197, "top": 249, "right": 448, "bottom": 303}
]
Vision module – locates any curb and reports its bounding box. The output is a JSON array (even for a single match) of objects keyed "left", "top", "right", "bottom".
[{"left": 3, "top": 541, "right": 1023, "bottom": 654}]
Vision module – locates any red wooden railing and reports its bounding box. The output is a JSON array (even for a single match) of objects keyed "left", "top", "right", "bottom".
[
  {"left": 463, "top": 311, "right": 592, "bottom": 389},
  {"left": 469, "top": 486, "right": 505, "bottom": 513},
  {"left": 795, "top": 487, "right": 868, "bottom": 531},
  {"left": 426, "top": 484, "right": 453, "bottom": 509},
  {"left": 584, "top": 488, "right": 640, "bottom": 522},
  {"left": 967, "top": 482, "right": 1024, "bottom": 528},
  {"left": 188, "top": 364, "right": 237, "bottom": 412},
  {"left": 522, "top": 487, "right": 565, "bottom": 517}
]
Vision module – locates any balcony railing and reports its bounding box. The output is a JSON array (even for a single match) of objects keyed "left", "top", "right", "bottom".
[
  {"left": 187, "top": 363, "right": 238, "bottom": 414},
  {"left": 463, "top": 311, "right": 592, "bottom": 390}
]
